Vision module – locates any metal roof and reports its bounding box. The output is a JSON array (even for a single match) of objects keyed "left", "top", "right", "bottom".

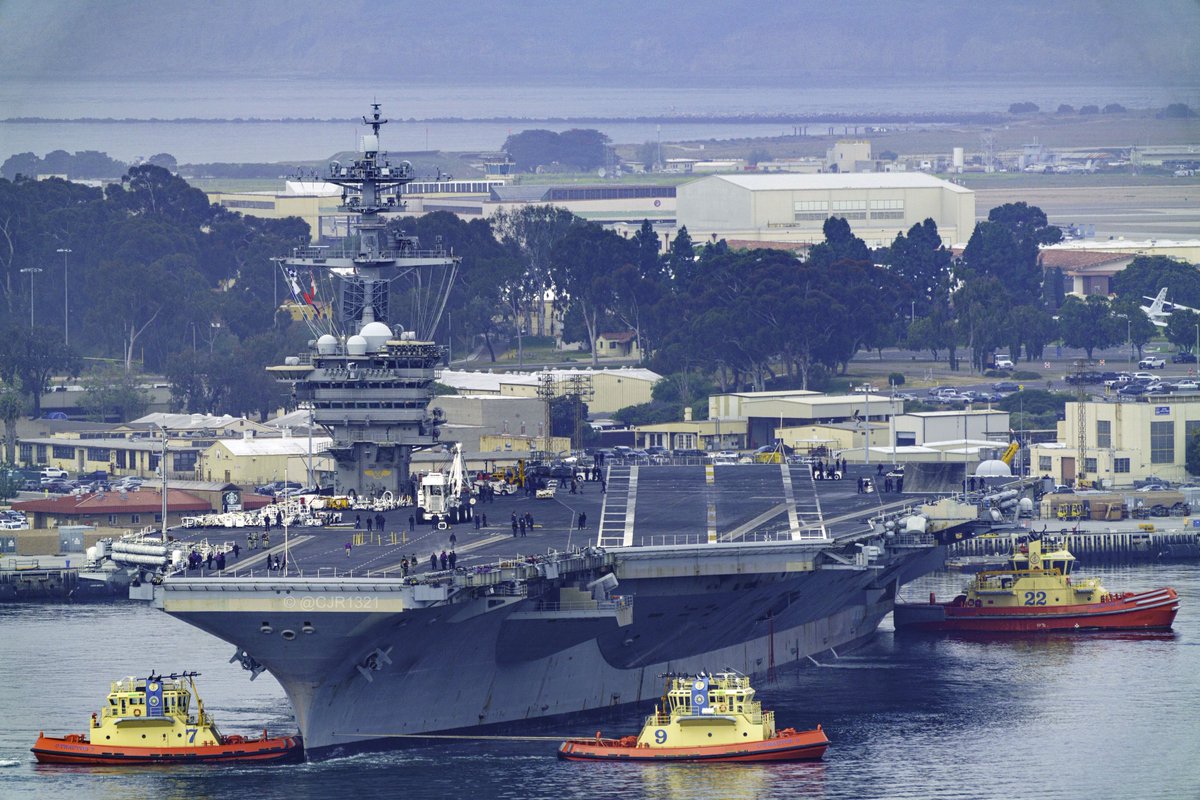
[
  {"left": 209, "top": 438, "right": 332, "bottom": 457},
  {"left": 692, "top": 172, "right": 973, "bottom": 194}
]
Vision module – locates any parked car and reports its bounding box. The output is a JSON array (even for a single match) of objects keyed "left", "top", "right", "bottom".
[
  {"left": 1117, "top": 383, "right": 1147, "bottom": 396},
  {"left": 1133, "top": 372, "right": 1157, "bottom": 382},
  {"left": 1172, "top": 351, "right": 1197, "bottom": 363},
  {"left": 39, "top": 466, "right": 69, "bottom": 480},
  {"left": 1174, "top": 380, "right": 1200, "bottom": 391},
  {"left": 255, "top": 480, "right": 300, "bottom": 496},
  {"left": 994, "top": 355, "right": 1014, "bottom": 369},
  {"left": 992, "top": 381, "right": 1020, "bottom": 393},
  {"left": 1139, "top": 356, "right": 1166, "bottom": 369}
]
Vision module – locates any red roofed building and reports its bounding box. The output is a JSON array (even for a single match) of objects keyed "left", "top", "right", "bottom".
[
  {"left": 13, "top": 489, "right": 211, "bottom": 531},
  {"left": 1037, "top": 249, "right": 1134, "bottom": 296}
]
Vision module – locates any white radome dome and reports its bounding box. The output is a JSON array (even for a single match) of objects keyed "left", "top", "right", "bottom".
[
  {"left": 346, "top": 335, "right": 368, "bottom": 356},
  {"left": 359, "top": 321, "right": 393, "bottom": 352},
  {"left": 975, "top": 459, "right": 1012, "bottom": 478}
]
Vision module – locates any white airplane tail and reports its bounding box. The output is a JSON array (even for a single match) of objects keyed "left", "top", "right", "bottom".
[{"left": 1143, "top": 288, "right": 1169, "bottom": 316}]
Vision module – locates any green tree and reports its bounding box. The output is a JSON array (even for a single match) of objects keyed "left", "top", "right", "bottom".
[
  {"left": 550, "top": 222, "right": 633, "bottom": 366},
  {"left": 634, "top": 141, "right": 660, "bottom": 171},
  {"left": 491, "top": 205, "right": 579, "bottom": 364},
  {"left": 667, "top": 226, "right": 696, "bottom": 284},
  {"left": 1187, "top": 427, "right": 1200, "bottom": 477},
  {"left": 1005, "top": 304, "right": 1057, "bottom": 362},
  {"left": 1112, "top": 297, "right": 1158, "bottom": 358},
  {"left": 884, "top": 218, "right": 953, "bottom": 316},
  {"left": 1159, "top": 103, "right": 1196, "bottom": 119},
  {"left": 0, "top": 325, "right": 81, "bottom": 418},
  {"left": 953, "top": 276, "right": 1012, "bottom": 371},
  {"left": 746, "top": 148, "right": 772, "bottom": 166},
  {"left": 1057, "top": 295, "right": 1120, "bottom": 359},
  {"left": 106, "top": 163, "right": 215, "bottom": 224},
  {"left": 79, "top": 366, "right": 150, "bottom": 422},
  {"left": 961, "top": 202, "right": 1061, "bottom": 305},
  {"left": 906, "top": 307, "right": 960, "bottom": 368},
  {"left": 0, "top": 379, "right": 25, "bottom": 464},
  {"left": 806, "top": 217, "right": 870, "bottom": 268},
  {"left": 1165, "top": 308, "right": 1200, "bottom": 353},
  {"left": 1111, "top": 255, "right": 1200, "bottom": 309}
]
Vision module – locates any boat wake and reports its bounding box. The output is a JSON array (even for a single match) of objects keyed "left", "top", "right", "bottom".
[{"left": 0, "top": 758, "right": 22, "bottom": 768}]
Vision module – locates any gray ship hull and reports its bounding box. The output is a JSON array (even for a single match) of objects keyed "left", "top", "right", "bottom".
[{"left": 160, "top": 540, "right": 947, "bottom": 758}]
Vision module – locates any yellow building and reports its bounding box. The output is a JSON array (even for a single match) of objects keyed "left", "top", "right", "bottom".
[
  {"left": 438, "top": 367, "right": 661, "bottom": 416},
  {"left": 200, "top": 437, "right": 333, "bottom": 486},
  {"left": 1029, "top": 397, "right": 1200, "bottom": 487},
  {"left": 634, "top": 416, "right": 748, "bottom": 452},
  {"left": 206, "top": 181, "right": 344, "bottom": 241}
]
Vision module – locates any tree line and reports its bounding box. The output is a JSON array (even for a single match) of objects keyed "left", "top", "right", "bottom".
[{"left": 2, "top": 165, "right": 1197, "bottom": 433}]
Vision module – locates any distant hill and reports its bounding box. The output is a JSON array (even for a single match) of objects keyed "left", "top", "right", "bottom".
[{"left": 2, "top": 0, "right": 1198, "bottom": 87}]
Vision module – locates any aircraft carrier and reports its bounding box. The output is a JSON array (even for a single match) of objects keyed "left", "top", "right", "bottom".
[{"left": 149, "top": 106, "right": 992, "bottom": 759}]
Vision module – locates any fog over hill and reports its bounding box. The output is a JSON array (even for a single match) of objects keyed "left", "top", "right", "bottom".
[{"left": 1, "top": 0, "right": 1197, "bottom": 87}]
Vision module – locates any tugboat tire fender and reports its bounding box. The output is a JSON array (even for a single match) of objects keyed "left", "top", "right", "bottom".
[{"left": 133, "top": 708, "right": 141, "bottom": 717}]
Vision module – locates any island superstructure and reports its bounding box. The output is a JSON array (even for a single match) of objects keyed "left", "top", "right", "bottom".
[
  {"left": 149, "top": 104, "right": 999, "bottom": 761},
  {"left": 269, "top": 103, "right": 458, "bottom": 498}
]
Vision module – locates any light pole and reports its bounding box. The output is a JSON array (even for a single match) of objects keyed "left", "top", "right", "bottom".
[
  {"left": 56, "top": 248, "right": 71, "bottom": 345},
  {"left": 153, "top": 423, "right": 169, "bottom": 540},
  {"left": 861, "top": 383, "right": 871, "bottom": 467},
  {"left": 19, "top": 268, "right": 42, "bottom": 328}
]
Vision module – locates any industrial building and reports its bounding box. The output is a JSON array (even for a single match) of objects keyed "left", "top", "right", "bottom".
[
  {"left": 1029, "top": 397, "right": 1200, "bottom": 487},
  {"left": 436, "top": 367, "right": 660, "bottom": 416},
  {"left": 676, "top": 173, "right": 976, "bottom": 248}
]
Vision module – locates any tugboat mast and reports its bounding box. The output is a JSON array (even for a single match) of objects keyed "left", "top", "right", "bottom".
[{"left": 271, "top": 104, "right": 459, "bottom": 498}]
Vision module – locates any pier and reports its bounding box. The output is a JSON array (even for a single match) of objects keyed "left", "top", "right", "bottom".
[
  {"left": 0, "top": 556, "right": 81, "bottom": 600},
  {"left": 949, "top": 527, "right": 1200, "bottom": 565}
]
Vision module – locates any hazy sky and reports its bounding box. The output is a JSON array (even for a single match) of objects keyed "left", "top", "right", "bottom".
[{"left": 1, "top": 0, "right": 1197, "bottom": 87}]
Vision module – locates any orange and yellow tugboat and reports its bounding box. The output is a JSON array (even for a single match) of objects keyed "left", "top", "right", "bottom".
[
  {"left": 894, "top": 533, "right": 1179, "bottom": 633},
  {"left": 33, "top": 672, "right": 302, "bottom": 765},
  {"left": 558, "top": 671, "right": 828, "bottom": 763}
]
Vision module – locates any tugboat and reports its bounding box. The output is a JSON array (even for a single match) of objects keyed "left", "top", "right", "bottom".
[
  {"left": 894, "top": 532, "right": 1179, "bottom": 632},
  {"left": 32, "top": 672, "right": 302, "bottom": 765},
  {"left": 558, "top": 671, "right": 829, "bottom": 762}
]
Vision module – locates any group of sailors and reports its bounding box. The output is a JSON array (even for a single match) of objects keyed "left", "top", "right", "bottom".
[
  {"left": 811, "top": 458, "right": 846, "bottom": 480},
  {"left": 186, "top": 548, "right": 228, "bottom": 572}
]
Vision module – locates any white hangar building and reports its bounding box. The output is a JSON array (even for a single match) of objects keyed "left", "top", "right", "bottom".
[{"left": 676, "top": 173, "right": 976, "bottom": 248}]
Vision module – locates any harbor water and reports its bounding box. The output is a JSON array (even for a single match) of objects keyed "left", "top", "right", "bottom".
[{"left": 0, "top": 562, "right": 1196, "bottom": 800}]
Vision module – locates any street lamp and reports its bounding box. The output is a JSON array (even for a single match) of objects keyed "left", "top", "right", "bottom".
[
  {"left": 152, "top": 423, "right": 169, "bottom": 540},
  {"left": 860, "top": 383, "right": 871, "bottom": 466},
  {"left": 56, "top": 248, "right": 71, "bottom": 345},
  {"left": 19, "top": 268, "right": 42, "bottom": 328}
]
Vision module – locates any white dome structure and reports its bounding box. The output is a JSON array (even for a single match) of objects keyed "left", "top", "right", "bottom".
[
  {"left": 316, "top": 334, "right": 338, "bottom": 355},
  {"left": 975, "top": 459, "right": 1012, "bottom": 478},
  {"left": 359, "top": 321, "right": 393, "bottom": 352},
  {"left": 346, "top": 335, "right": 368, "bottom": 356}
]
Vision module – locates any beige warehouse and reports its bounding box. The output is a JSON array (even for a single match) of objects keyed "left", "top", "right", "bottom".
[
  {"left": 676, "top": 173, "right": 976, "bottom": 248},
  {"left": 200, "top": 437, "right": 334, "bottom": 486}
]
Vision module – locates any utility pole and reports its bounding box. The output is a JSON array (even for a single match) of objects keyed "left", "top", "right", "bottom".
[
  {"left": 20, "top": 268, "right": 42, "bottom": 327},
  {"left": 57, "top": 248, "right": 71, "bottom": 345}
]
